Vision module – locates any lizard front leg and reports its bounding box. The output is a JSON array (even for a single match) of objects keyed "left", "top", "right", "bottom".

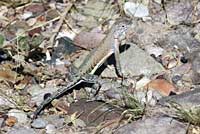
[{"left": 113, "top": 38, "right": 123, "bottom": 77}]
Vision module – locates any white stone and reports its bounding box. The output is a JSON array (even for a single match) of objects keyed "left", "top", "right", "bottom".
[
  {"left": 8, "top": 109, "right": 28, "bottom": 124},
  {"left": 124, "top": 2, "right": 149, "bottom": 18}
]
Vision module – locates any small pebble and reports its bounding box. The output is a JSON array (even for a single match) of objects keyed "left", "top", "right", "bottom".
[
  {"left": 46, "top": 124, "right": 56, "bottom": 134},
  {"left": 8, "top": 109, "right": 28, "bottom": 124},
  {"left": 31, "top": 118, "right": 48, "bottom": 129},
  {"left": 45, "top": 115, "right": 65, "bottom": 128},
  {"left": 172, "top": 75, "right": 182, "bottom": 84}
]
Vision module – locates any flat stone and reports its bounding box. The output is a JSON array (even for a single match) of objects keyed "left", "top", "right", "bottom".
[
  {"left": 115, "top": 116, "right": 187, "bottom": 134},
  {"left": 7, "top": 109, "right": 28, "bottom": 124},
  {"left": 31, "top": 118, "right": 48, "bottom": 129},
  {"left": 27, "top": 85, "right": 59, "bottom": 106},
  {"left": 46, "top": 124, "right": 56, "bottom": 134},
  {"left": 7, "top": 126, "right": 36, "bottom": 134},
  {"left": 124, "top": 2, "right": 149, "bottom": 18},
  {"left": 158, "top": 88, "right": 200, "bottom": 109},
  {"left": 44, "top": 115, "right": 65, "bottom": 128},
  {"left": 166, "top": 1, "right": 193, "bottom": 25},
  {"left": 102, "top": 43, "right": 165, "bottom": 78},
  {"left": 68, "top": 99, "right": 122, "bottom": 126}
]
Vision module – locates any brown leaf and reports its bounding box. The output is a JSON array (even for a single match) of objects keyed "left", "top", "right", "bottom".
[
  {"left": 5, "top": 116, "right": 17, "bottom": 127},
  {"left": 0, "top": 70, "right": 17, "bottom": 83},
  {"left": 28, "top": 27, "right": 42, "bottom": 37},
  {"left": 15, "top": 75, "right": 31, "bottom": 90},
  {"left": 146, "top": 79, "right": 176, "bottom": 96},
  {"left": 51, "top": 99, "right": 69, "bottom": 114},
  {"left": 25, "top": 3, "right": 45, "bottom": 16}
]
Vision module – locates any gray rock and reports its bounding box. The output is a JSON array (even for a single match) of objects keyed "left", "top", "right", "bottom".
[
  {"left": 44, "top": 115, "right": 64, "bottom": 128},
  {"left": 27, "top": 85, "right": 59, "bottom": 106},
  {"left": 31, "top": 118, "right": 48, "bottom": 129},
  {"left": 158, "top": 88, "right": 200, "bottom": 109},
  {"left": 166, "top": 1, "right": 193, "bottom": 25},
  {"left": 7, "top": 109, "right": 28, "bottom": 124},
  {"left": 124, "top": 2, "right": 149, "bottom": 18},
  {"left": 7, "top": 126, "right": 36, "bottom": 134},
  {"left": 102, "top": 43, "right": 165, "bottom": 78},
  {"left": 191, "top": 51, "right": 200, "bottom": 84},
  {"left": 166, "top": 30, "right": 200, "bottom": 53},
  {"left": 46, "top": 124, "right": 56, "bottom": 134},
  {"left": 115, "top": 116, "right": 187, "bottom": 134}
]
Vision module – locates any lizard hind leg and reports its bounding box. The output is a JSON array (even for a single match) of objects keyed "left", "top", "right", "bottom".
[{"left": 82, "top": 74, "right": 101, "bottom": 96}]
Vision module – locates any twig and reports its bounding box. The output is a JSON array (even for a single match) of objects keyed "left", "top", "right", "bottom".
[
  {"left": 49, "top": 3, "right": 73, "bottom": 47},
  {"left": 5, "top": 16, "right": 60, "bottom": 46}
]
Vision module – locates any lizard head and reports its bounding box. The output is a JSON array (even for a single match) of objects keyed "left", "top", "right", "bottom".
[{"left": 112, "top": 20, "right": 131, "bottom": 41}]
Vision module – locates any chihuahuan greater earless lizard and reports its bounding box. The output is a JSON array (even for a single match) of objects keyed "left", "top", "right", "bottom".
[{"left": 33, "top": 19, "right": 131, "bottom": 118}]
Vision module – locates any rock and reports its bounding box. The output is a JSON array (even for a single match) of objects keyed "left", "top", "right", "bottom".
[
  {"left": 172, "top": 63, "right": 191, "bottom": 76},
  {"left": 44, "top": 115, "right": 65, "bottom": 128},
  {"left": 79, "top": 1, "right": 116, "bottom": 20},
  {"left": 115, "top": 116, "right": 187, "bottom": 134},
  {"left": 21, "top": 11, "right": 33, "bottom": 20},
  {"left": 154, "top": 0, "right": 161, "bottom": 4},
  {"left": 159, "top": 89, "right": 200, "bottom": 109},
  {"left": 102, "top": 43, "right": 165, "bottom": 78},
  {"left": 105, "top": 89, "right": 123, "bottom": 100},
  {"left": 166, "top": 29, "right": 200, "bottom": 53},
  {"left": 165, "top": 1, "right": 193, "bottom": 25},
  {"left": 171, "top": 75, "right": 182, "bottom": 84},
  {"left": 100, "top": 79, "right": 122, "bottom": 92},
  {"left": 145, "top": 45, "right": 164, "bottom": 57},
  {"left": 74, "top": 31, "right": 106, "bottom": 50},
  {"left": 134, "top": 90, "right": 162, "bottom": 106},
  {"left": 191, "top": 51, "right": 200, "bottom": 84},
  {"left": 7, "top": 126, "right": 36, "bottom": 134},
  {"left": 68, "top": 99, "right": 122, "bottom": 126},
  {"left": 31, "top": 118, "right": 48, "bottom": 129},
  {"left": 135, "top": 77, "right": 151, "bottom": 89},
  {"left": 27, "top": 85, "right": 59, "bottom": 106},
  {"left": 124, "top": 2, "right": 149, "bottom": 18},
  {"left": 7, "top": 109, "right": 28, "bottom": 124},
  {"left": 46, "top": 124, "right": 56, "bottom": 134}
]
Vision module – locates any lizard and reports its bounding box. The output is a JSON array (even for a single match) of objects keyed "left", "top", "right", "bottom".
[{"left": 32, "top": 19, "right": 131, "bottom": 118}]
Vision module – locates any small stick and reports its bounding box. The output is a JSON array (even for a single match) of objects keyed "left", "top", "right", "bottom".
[{"left": 49, "top": 3, "right": 73, "bottom": 47}]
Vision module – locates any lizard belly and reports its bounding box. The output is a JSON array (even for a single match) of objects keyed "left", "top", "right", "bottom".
[
  {"left": 78, "top": 47, "right": 113, "bottom": 75},
  {"left": 90, "top": 50, "right": 114, "bottom": 74}
]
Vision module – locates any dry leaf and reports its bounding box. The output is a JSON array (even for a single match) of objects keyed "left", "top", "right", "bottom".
[
  {"left": 146, "top": 79, "right": 176, "bottom": 96},
  {"left": 5, "top": 116, "right": 17, "bottom": 127},
  {"left": 51, "top": 99, "right": 69, "bottom": 114},
  {"left": 0, "top": 70, "right": 17, "bottom": 83}
]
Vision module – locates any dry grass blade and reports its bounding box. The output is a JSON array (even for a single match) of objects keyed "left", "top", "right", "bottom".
[
  {"left": 120, "top": 91, "right": 145, "bottom": 121},
  {"left": 49, "top": 3, "right": 73, "bottom": 47},
  {"left": 171, "top": 103, "right": 200, "bottom": 125}
]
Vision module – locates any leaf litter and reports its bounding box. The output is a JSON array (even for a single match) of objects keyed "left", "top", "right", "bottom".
[{"left": 0, "top": 0, "right": 200, "bottom": 134}]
